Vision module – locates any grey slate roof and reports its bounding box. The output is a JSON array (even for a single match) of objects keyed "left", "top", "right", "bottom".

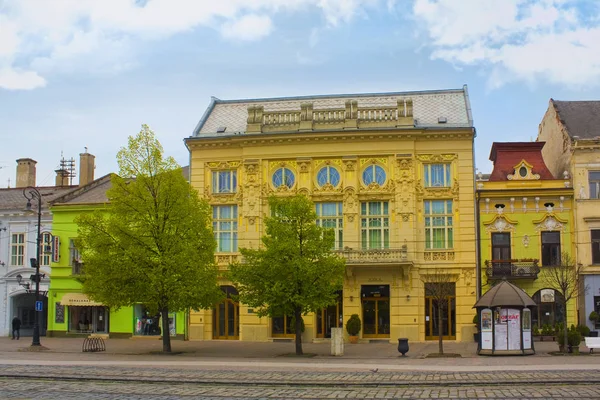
[
  {"left": 553, "top": 100, "right": 600, "bottom": 139},
  {"left": 51, "top": 174, "right": 112, "bottom": 206},
  {"left": 193, "top": 86, "right": 473, "bottom": 137},
  {"left": 0, "top": 186, "right": 77, "bottom": 211}
]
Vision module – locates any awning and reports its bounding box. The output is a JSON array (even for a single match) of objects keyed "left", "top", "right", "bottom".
[{"left": 60, "top": 293, "right": 103, "bottom": 307}]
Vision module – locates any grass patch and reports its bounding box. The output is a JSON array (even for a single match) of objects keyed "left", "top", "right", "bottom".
[{"left": 425, "top": 353, "right": 462, "bottom": 358}]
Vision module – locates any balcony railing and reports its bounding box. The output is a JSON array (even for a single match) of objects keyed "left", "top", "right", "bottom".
[
  {"left": 335, "top": 247, "right": 409, "bottom": 265},
  {"left": 485, "top": 259, "right": 540, "bottom": 280}
]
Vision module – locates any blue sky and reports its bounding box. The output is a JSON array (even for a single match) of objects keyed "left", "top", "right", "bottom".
[{"left": 1, "top": 0, "right": 600, "bottom": 187}]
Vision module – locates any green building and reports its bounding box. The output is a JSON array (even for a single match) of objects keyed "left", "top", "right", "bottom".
[{"left": 46, "top": 174, "right": 186, "bottom": 339}]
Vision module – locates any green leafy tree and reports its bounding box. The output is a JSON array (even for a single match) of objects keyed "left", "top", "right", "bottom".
[
  {"left": 229, "top": 195, "right": 346, "bottom": 355},
  {"left": 76, "top": 124, "right": 222, "bottom": 352}
]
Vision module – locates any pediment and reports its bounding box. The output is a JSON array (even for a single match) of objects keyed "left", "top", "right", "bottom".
[{"left": 483, "top": 214, "right": 518, "bottom": 233}]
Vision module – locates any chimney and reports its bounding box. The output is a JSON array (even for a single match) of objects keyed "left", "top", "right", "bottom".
[
  {"left": 55, "top": 169, "right": 69, "bottom": 187},
  {"left": 79, "top": 149, "right": 95, "bottom": 186},
  {"left": 15, "top": 158, "right": 37, "bottom": 188}
]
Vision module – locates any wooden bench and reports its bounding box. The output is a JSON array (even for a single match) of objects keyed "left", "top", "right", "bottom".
[{"left": 584, "top": 337, "right": 600, "bottom": 353}]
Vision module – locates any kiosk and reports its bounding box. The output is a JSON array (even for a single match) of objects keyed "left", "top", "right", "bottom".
[{"left": 474, "top": 280, "right": 537, "bottom": 355}]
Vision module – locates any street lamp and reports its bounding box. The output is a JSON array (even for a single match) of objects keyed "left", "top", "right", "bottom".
[{"left": 23, "top": 186, "right": 43, "bottom": 347}]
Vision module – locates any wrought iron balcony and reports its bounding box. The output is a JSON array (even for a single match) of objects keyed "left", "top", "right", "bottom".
[
  {"left": 335, "top": 246, "right": 409, "bottom": 265},
  {"left": 485, "top": 259, "right": 540, "bottom": 280}
]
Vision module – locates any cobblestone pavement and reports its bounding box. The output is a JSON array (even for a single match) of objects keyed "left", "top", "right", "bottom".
[
  {"left": 1, "top": 364, "right": 599, "bottom": 386},
  {"left": 0, "top": 377, "right": 598, "bottom": 399}
]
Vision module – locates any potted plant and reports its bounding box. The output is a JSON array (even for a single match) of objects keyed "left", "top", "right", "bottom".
[
  {"left": 568, "top": 325, "right": 582, "bottom": 354},
  {"left": 473, "top": 314, "right": 479, "bottom": 343},
  {"left": 557, "top": 329, "right": 567, "bottom": 353},
  {"left": 532, "top": 324, "right": 540, "bottom": 341},
  {"left": 589, "top": 311, "right": 599, "bottom": 337},
  {"left": 346, "top": 314, "right": 361, "bottom": 344},
  {"left": 577, "top": 324, "right": 590, "bottom": 338}
]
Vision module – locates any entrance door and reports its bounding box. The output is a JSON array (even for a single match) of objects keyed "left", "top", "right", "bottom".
[
  {"left": 213, "top": 286, "right": 239, "bottom": 340},
  {"left": 425, "top": 283, "right": 456, "bottom": 340},
  {"left": 213, "top": 299, "right": 239, "bottom": 339},
  {"left": 361, "top": 285, "right": 390, "bottom": 338},
  {"left": 272, "top": 314, "right": 294, "bottom": 338},
  {"left": 316, "top": 292, "right": 343, "bottom": 339}
]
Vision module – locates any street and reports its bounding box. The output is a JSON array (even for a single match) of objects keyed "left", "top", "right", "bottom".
[{"left": 1, "top": 363, "right": 599, "bottom": 399}]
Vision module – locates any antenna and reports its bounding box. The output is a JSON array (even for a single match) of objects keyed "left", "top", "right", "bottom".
[{"left": 59, "top": 155, "right": 77, "bottom": 186}]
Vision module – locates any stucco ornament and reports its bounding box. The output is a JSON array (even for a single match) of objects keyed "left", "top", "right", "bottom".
[
  {"left": 485, "top": 216, "right": 516, "bottom": 233},
  {"left": 579, "top": 184, "right": 588, "bottom": 200},
  {"left": 535, "top": 216, "right": 564, "bottom": 232},
  {"left": 522, "top": 235, "right": 530, "bottom": 248}
]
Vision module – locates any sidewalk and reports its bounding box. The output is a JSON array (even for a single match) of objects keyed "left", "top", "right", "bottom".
[{"left": 2, "top": 336, "right": 600, "bottom": 368}]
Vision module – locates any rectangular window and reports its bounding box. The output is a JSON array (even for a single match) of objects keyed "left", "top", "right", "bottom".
[
  {"left": 424, "top": 163, "right": 451, "bottom": 188},
  {"left": 40, "top": 232, "right": 52, "bottom": 267},
  {"left": 316, "top": 202, "right": 343, "bottom": 249},
  {"left": 424, "top": 200, "right": 453, "bottom": 249},
  {"left": 590, "top": 171, "right": 600, "bottom": 199},
  {"left": 69, "top": 239, "right": 83, "bottom": 274},
  {"left": 592, "top": 230, "right": 600, "bottom": 264},
  {"left": 360, "top": 201, "right": 389, "bottom": 249},
  {"left": 10, "top": 233, "right": 25, "bottom": 266},
  {"left": 213, "top": 205, "right": 238, "bottom": 252},
  {"left": 492, "top": 233, "right": 511, "bottom": 260},
  {"left": 212, "top": 171, "right": 237, "bottom": 194},
  {"left": 541, "top": 231, "right": 561, "bottom": 266}
]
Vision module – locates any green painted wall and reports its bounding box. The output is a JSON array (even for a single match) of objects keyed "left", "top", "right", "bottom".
[{"left": 48, "top": 204, "right": 186, "bottom": 338}]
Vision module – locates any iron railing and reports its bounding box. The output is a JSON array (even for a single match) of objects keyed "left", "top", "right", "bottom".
[{"left": 485, "top": 259, "right": 540, "bottom": 279}]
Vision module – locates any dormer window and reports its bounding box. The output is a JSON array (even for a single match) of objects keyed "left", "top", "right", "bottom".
[{"left": 507, "top": 160, "right": 540, "bottom": 181}]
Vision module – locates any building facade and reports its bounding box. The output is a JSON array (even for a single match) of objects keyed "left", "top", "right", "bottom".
[
  {"left": 476, "top": 142, "right": 576, "bottom": 331},
  {"left": 46, "top": 174, "right": 187, "bottom": 339},
  {"left": 538, "top": 100, "right": 600, "bottom": 332},
  {"left": 185, "top": 87, "right": 478, "bottom": 343},
  {"left": 0, "top": 158, "right": 76, "bottom": 337}
]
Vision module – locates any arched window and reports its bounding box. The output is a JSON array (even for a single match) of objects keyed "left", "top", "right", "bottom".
[
  {"left": 272, "top": 168, "right": 295, "bottom": 188},
  {"left": 362, "top": 165, "right": 386, "bottom": 186},
  {"left": 531, "top": 289, "right": 565, "bottom": 330},
  {"left": 317, "top": 166, "right": 340, "bottom": 187}
]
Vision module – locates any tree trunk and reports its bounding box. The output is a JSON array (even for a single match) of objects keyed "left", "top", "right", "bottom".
[
  {"left": 294, "top": 307, "right": 303, "bottom": 356},
  {"left": 438, "top": 303, "right": 444, "bottom": 355},
  {"left": 161, "top": 307, "right": 171, "bottom": 353}
]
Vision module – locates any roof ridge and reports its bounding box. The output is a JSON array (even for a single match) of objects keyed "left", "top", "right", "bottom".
[{"left": 50, "top": 173, "right": 114, "bottom": 205}]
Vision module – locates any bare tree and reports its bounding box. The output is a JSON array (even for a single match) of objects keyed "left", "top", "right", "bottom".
[
  {"left": 542, "top": 252, "right": 587, "bottom": 354},
  {"left": 423, "top": 268, "right": 456, "bottom": 355}
]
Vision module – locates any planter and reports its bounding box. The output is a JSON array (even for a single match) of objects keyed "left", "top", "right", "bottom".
[
  {"left": 570, "top": 345, "right": 580, "bottom": 354},
  {"left": 348, "top": 335, "right": 358, "bottom": 344},
  {"left": 398, "top": 338, "right": 409, "bottom": 356}
]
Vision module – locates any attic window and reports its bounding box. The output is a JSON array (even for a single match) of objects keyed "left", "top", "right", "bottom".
[
  {"left": 507, "top": 160, "right": 540, "bottom": 181},
  {"left": 438, "top": 117, "right": 447, "bottom": 124},
  {"left": 217, "top": 126, "right": 227, "bottom": 133},
  {"left": 519, "top": 166, "right": 527, "bottom": 177}
]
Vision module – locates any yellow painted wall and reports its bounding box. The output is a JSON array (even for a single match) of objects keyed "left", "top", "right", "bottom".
[
  {"left": 187, "top": 115, "right": 477, "bottom": 343},
  {"left": 477, "top": 179, "right": 576, "bottom": 329}
]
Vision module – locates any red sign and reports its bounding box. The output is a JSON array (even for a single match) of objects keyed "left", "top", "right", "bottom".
[{"left": 52, "top": 236, "right": 60, "bottom": 263}]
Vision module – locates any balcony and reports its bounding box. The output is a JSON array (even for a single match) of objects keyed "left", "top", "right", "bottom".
[
  {"left": 335, "top": 246, "right": 410, "bottom": 265},
  {"left": 485, "top": 259, "right": 540, "bottom": 280}
]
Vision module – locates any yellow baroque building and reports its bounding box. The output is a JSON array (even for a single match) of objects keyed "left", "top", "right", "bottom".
[
  {"left": 184, "top": 87, "right": 477, "bottom": 343},
  {"left": 476, "top": 142, "right": 576, "bottom": 330}
]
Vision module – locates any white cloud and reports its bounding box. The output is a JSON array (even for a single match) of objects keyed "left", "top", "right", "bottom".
[
  {"left": 0, "top": 0, "right": 386, "bottom": 90},
  {"left": 0, "top": 67, "right": 46, "bottom": 90},
  {"left": 412, "top": 0, "right": 600, "bottom": 88},
  {"left": 221, "top": 14, "right": 273, "bottom": 41}
]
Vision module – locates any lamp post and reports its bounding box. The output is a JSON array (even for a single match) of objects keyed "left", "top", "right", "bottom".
[{"left": 23, "top": 186, "right": 42, "bottom": 347}]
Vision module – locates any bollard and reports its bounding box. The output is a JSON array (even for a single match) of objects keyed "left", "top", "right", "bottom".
[
  {"left": 398, "top": 338, "right": 409, "bottom": 356},
  {"left": 330, "top": 328, "right": 344, "bottom": 356}
]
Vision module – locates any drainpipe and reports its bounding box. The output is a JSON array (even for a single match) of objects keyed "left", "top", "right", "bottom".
[{"left": 475, "top": 189, "right": 482, "bottom": 299}]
